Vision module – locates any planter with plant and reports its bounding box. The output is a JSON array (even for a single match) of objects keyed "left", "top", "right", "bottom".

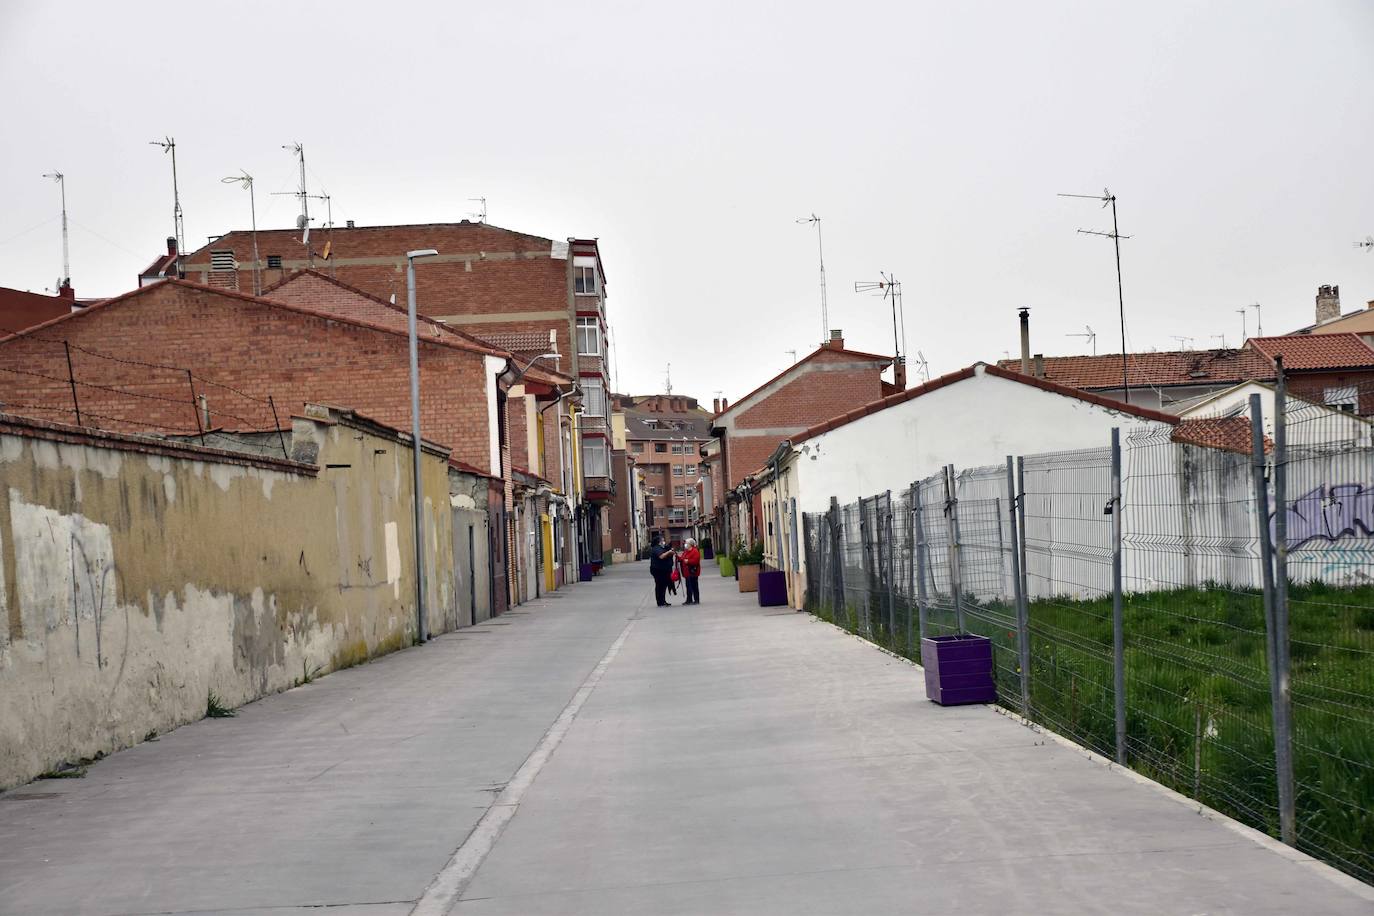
[{"left": 734, "top": 540, "right": 764, "bottom": 593}]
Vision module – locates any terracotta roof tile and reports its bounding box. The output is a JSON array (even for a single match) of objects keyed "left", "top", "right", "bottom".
[
  {"left": 1247, "top": 333, "right": 1374, "bottom": 370},
  {"left": 994, "top": 349, "right": 1273, "bottom": 389},
  {"left": 1172, "top": 417, "right": 1270, "bottom": 455}
]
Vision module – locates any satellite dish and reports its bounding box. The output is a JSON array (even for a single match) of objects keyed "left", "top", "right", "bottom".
[{"left": 296, "top": 214, "right": 308, "bottom": 230}]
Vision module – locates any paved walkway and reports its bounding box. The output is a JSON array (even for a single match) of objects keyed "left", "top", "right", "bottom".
[{"left": 1, "top": 562, "right": 1371, "bottom": 915}]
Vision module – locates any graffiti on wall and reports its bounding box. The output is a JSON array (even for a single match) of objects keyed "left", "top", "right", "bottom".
[{"left": 1275, "top": 483, "right": 1374, "bottom": 550}]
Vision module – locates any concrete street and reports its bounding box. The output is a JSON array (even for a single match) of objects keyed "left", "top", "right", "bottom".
[{"left": 2, "top": 561, "right": 1371, "bottom": 916}]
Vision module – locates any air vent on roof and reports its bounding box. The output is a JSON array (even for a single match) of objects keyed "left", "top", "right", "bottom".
[
  {"left": 267, "top": 255, "right": 282, "bottom": 269},
  {"left": 210, "top": 250, "right": 237, "bottom": 271}
]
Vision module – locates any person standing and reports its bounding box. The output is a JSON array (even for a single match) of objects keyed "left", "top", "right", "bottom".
[
  {"left": 679, "top": 538, "right": 702, "bottom": 605},
  {"left": 649, "top": 535, "right": 676, "bottom": 607}
]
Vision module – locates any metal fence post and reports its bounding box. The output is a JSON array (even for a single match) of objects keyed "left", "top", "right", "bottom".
[
  {"left": 907, "top": 483, "right": 917, "bottom": 656},
  {"left": 1007, "top": 456, "right": 1031, "bottom": 717},
  {"left": 1271, "top": 360, "right": 1296, "bottom": 847},
  {"left": 944, "top": 465, "right": 965, "bottom": 632},
  {"left": 884, "top": 490, "right": 895, "bottom": 643},
  {"left": 1110, "top": 428, "right": 1126, "bottom": 766},
  {"left": 859, "top": 496, "right": 872, "bottom": 636},
  {"left": 1016, "top": 456, "right": 1029, "bottom": 617},
  {"left": 829, "top": 496, "right": 845, "bottom": 624},
  {"left": 914, "top": 482, "right": 929, "bottom": 645},
  {"left": 1251, "top": 390, "right": 1296, "bottom": 845}
]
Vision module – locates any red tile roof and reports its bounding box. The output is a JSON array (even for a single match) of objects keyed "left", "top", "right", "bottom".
[
  {"left": 995, "top": 348, "right": 1273, "bottom": 390},
  {"left": 1172, "top": 417, "right": 1270, "bottom": 455},
  {"left": 1247, "top": 333, "right": 1374, "bottom": 370}
]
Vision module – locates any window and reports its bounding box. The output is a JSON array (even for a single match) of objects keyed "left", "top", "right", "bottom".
[
  {"left": 674, "top": 486, "right": 687, "bottom": 498},
  {"left": 670, "top": 443, "right": 683, "bottom": 454},
  {"left": 581, "top": 438, "right": 609, "bottom": 477},
  {"left": 630, "top": 442, "right": 643, "bottom": 453},
  {"left": 576, "top": 317, "right": 601, "bottom": 355},
  {"left": 574, "top": 265, "right": 597, "bottom": 295},
  {"left": 1325, "top": 386, "right": 1358, "bottom": 413},
  {"left": 582, "top": 379, "right": 606, "bottom": 417},
  {"left": 266, "top": 254, "right": 283, "bottom": 269},
  {"left": 687, "top": 465, "right": 696, "bottom": 476},
  {"left": 655, "top": 443, "right": 667, "bottom": 453},
  {"left": 673, "top": 465, "right": 684, "bottom": 477}
]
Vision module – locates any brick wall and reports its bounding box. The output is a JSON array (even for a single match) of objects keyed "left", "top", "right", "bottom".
[{"left": 0, "top": 283, "right": 496, "bottom": 473}]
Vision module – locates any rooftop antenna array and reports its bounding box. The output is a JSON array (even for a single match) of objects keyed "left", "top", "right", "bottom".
[
  {"left": 469, "top": 198, "right": 487, "bottom": 223},
  {"left": 1212, "top": 334, "right": 1228, "bottom": 350},
  {"left": 220, "top": 171, "right": 261, "bottom": 295},
  {"left": 274, "top": 143, "right": 312, "bottom": 257},
  {"left": 664, "top": 362, "right": 673, "bottom": 396},
  {"left": 149, "top": 137, "right": 185, "bottom": 277},
  {"left": 1236, "top": 307, "right": 1249, "bottom": 342},
  {"left": 1250, "top": 302, "right": 1263, "bottom": 337},
  {"left": 854, "top": 272, "right": 907, "bottom": 371},
  {"left": 1066, "top": 325, "right": 1097, "bottom": 355},
  {"left": 913, "top": 350, "right": 930, "bottom": 383},
  {"left": 1059, "top": 187, "right": 1130, "bottom": 402},
  {"left": 795, "top": 213, "right": 828, "bottom": 347},
  {"left": 1170, "top": 335, "right": 1196, "bottom": 351},
  {"left": 785, "top": 349, "right": 797, "bottom": 364},
  {"left": 41, "top": 171, "right": 69, "bottom": 289}
]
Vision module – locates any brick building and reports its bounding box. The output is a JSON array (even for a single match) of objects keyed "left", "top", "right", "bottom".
[
  {"left": 617, "top": 393, "right": 713, "bottom": 545},
  {"left": 172, "top": 221, "right": 615, "bottom": 571}
]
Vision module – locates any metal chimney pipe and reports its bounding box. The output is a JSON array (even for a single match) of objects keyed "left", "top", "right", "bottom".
[{"left": 1019, "top": 308, "right": 1031, "bottom": 374}]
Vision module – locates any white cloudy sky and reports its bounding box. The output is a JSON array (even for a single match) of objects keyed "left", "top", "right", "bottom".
[{"left": 2, "top": 1, "right": 1372, "bottom": 403}]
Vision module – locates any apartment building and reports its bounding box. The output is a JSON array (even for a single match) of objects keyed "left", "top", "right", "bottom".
[{"left": 617, "top": 393, "right": 713, "bottom": 544}]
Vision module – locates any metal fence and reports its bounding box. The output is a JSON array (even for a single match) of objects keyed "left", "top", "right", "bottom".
[{"left": 802, "top": 370, "right": 1374, "bottom": 885}]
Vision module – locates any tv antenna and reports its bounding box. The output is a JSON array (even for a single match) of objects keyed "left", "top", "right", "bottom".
[
  {"left": 1356, "top": 236, "right": 1373, "bottom": 253},
  {"left": 273, "top": 143, "right": 311, "bottom": 251},
  {"left": 1066, "top": 325, "right": 1097, "bottom": 355},
  {"left": 913, "top": 350, "right": 930, "bottom": 383},
  {"left": 854, "top": 272, "right": 906, "bottom": 369},
  {"left": 1170, "top": 335, "right": 1195, "bottom": 351},
  {"left": 149, "top": 137, "right": 185, "bottom": 277},
  {"left": 1249, "top": 302, "right": 1263, "bottom": 337},
  {"left": 785, "top": 349, "right": 797, "bottom": 364},
  {"left": 1059, "top": 187, "right": 1130, "bottom": 402},
  {"left": 41, "top": 171, "right": 70, "bottom": 289},
  {"left": 1236, "top": 307, "right": 1248, "bottom": 342},
  {"left": 469, "top": 197, "right": 487, "bottom": 223},
  {"left": 1212, "top": 334, "right": 1228, "bottom": 350},
  {"left": 664, "top": 362, "right": 672, "bottom": 396},
  {"left": 795, "top": 213, "right": 828, "bottom": 347},
  {"left": 220, "top": 171, "right": 261, "bottom": 295}
]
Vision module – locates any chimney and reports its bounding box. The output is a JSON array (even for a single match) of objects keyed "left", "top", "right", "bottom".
[
  {"left": 721, "top": 397, "right": 729, "bottom": 410},
  {"left": 893, "top": 356, "right": 907, "bottom": 391},
  {"left": 828, "top": 329, "right": 844, "bottom": 350},
  {"left": 345, "top": 219, "right": 355, "bottom": 229},
  {"left": 1019, "top": 308, "right": 1032, "bottom": 374},
  {"left": 1367, "top": 300, "right": 1374, "bottom": 311},
  {"left": 713, "top": 398, "right": 721, "bottom": 414},
  {"left": 166, "top": 237, "right": 178, "bottom": 256},
  {"left": 57, "top": 279, "right": 74, "bottom": 301},
  {"left": 1316, "top": 285, "right": 1341, "bottom": 324},
  {"left": 1033, "top": 353, "right": 1045, "bottom": 378}
]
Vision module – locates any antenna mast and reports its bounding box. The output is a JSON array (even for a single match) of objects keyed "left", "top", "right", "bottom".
[
  {"left": 1059, "top": 188, "right": 1130, "bottom": 402},
  {"left": 1066, "top": 325, "right": 1097, "bottom": 355},
  {"left": 1250, "top": 302, "right": 1263, "bottom": 337},
  {"left": 796, "top": 214, "right": 829, "bottom": 346},
  {"left": 42, "top": 171, "right": 69, "bottom": 288},
  {"left": 274, "top": 144, "right": 312, "bottom": 262},
  {"left": 149, "top": 137, "right": 185, "bottom": 277},
  {"left": 469, "top": 197, "right": 488, "bottom": 223},
  {"left": 664, "top": 362, "right": 673, "bottom": 396}
]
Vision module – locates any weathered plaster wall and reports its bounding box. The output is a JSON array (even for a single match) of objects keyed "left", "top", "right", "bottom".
[{"left": 0, "top": 410, "right": 455, "bottom": 789}]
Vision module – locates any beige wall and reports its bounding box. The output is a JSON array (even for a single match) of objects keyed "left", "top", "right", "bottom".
[{"left": 0, "top": 407, "right": 456, "bottom": 789}]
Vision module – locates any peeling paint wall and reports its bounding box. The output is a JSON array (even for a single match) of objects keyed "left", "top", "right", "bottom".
[{"left": 0, "top": 412, "right": 456, "bottom": 789}]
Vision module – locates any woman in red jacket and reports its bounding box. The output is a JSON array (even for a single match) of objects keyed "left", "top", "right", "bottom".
[{"left": 678, "top": 538, "right": 702, "bottom": 605}]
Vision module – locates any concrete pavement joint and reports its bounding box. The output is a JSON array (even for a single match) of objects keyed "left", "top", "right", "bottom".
[{"left": 410, "top": 610, "right": 641, "bottom": 916}]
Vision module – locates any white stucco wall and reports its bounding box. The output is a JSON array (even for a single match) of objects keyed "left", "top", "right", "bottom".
[{"left": 792, "top": 365, "right": 1173, "bottom": 514}]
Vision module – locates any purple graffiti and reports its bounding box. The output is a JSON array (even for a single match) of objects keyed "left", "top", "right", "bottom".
[{"left": 1275, "top": 484, "right": 1374, "bottom": 550}]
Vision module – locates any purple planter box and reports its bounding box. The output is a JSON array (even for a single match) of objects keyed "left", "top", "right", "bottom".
[
  {"left": 757, "top": 570, "right": 787, "bottom": 607},
  {"left": 579, "top": 563, "right": 594, "bottom": 582},
  {"left": 920, "top": 634, "right": 996, "bottom": 706}
]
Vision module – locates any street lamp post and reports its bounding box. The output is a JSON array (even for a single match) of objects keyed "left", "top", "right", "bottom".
[{"left": 406, "top": 248, "right": 439, "bottom": 643}]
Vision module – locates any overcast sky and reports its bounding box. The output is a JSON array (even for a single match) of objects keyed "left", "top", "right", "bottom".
[{"left": 3, "top": 1, "right": 1372, "bottom": 404}]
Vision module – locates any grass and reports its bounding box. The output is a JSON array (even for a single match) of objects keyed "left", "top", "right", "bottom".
[
  {"left": 205, "top": 690, "right": 237, "bottom": 719},
  {"left": 808, "top": 581, "right": 1374, "bottom": 885}
]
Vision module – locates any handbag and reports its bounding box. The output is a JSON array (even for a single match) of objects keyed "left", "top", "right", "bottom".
[{"left": 670, "top": 567, "right": 680, "bottom": 583}]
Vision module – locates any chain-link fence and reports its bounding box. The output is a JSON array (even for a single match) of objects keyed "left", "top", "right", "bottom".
[{"left": 802, "top": 370, "right": 1374, "bottom": 884}]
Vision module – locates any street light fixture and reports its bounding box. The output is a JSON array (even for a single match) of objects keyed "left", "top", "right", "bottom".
[{"left": 406, "top": 248, "right": 439, "bottom": 643}]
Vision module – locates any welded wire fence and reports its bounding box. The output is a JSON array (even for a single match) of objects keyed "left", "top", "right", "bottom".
[{"left": 802, "top": 372, "right": 1374, "bottom": 884}]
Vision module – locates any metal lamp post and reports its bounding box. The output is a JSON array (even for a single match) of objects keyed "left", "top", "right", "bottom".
[{"left": 406, "top": 248, "right": 439, "bottom": 642}]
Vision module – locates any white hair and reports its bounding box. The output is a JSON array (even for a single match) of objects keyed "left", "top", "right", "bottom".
[{"left": 686, "top": 538, "right": 697, "bottom": 547}]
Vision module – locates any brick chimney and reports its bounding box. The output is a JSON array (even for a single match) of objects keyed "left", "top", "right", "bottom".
[
  {"left": 1316, "top": 285, "right": 1341, "bottom": 324},
  {"left": 893, "top": 356, "right": 907, "bottom": 390},
  {"left": 166, "top": 237, "right": 178, "bottom": 256},
  {"left": 827, "top": 329, "right": 844, "bottom": 350},
  {"left": 713, "top": 398, "right": 721, "bottom": 414},
  {"left": 57, "top": 279, "right": 74, "bottom": 301}
]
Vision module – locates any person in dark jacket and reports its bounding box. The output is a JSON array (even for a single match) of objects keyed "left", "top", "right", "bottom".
[
  {"left": 679, "top": 538, "right": 702, "bottom": 605},
  {"left": 649, "top": 535, "right": 676, "bottom": 607}
]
